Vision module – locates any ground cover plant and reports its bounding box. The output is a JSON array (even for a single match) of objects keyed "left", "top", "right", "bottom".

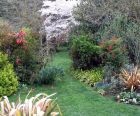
[{"left": 73, "top": 68, "right": 103, "bottom": 87}]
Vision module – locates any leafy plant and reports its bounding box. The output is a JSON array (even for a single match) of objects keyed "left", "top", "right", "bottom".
[
  {"left": 73, "top": 68, "right": 103, "bottom": 86},
  {"left": 73, "top": 0, "right": 140, "bottom": 27},
  {"left": 13, "top": 27, "right": 41, "bottom": 84},
  {"left": 38, "top": 66, "right": 64, "bottom": 85},
  {"left": 1, "top": 27, "right": 42, "bottom": 84},
  {"left": 71, "top": 34, "right": 103, "bottom": 69},
  {"left": 0, "top": 52, "right": 18, "bottom": 96},
  {"left": 119, "top": 66, "right": 140, "bottom": 90},
  {"left": 117, "top": 91, "right": 140, "bottom": 105},
  {"left": 0, "top": 93, "right": 60, "bottom": 116},
  {"left": 0, "top": 18, "right": 15, "bottom": 52},
  {"left": 100, "top": 36, "right": 128, "bottom": 68}
]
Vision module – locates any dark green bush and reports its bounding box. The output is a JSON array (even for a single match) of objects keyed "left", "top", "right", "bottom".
[
  {"left": 38, "top": 66, "right": 64, "bottom": 85},
  {"left": 0, "top": 52, "right": 18, "bottom": 96},
  {"left": 71, "top": 35, "right": 103, "bottom": 69}
]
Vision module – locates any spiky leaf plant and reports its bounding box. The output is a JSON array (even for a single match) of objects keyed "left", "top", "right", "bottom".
[
  {"left": 119, "top": 66, "right": 140, "bottom": 90},
  {"left": 0, "top": 93, "right": 60, "bottom": 116}
]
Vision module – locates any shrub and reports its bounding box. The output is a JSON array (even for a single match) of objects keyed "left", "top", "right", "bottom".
[
  {"left": 0, "top": 93, "right": 60, "bottom": 116},
  {"left": 119, "top": 66, "right": 140, "bottom": 90},
  {"left": 0, "top": 52, "right": 18, "bottom": 96},
  {"left": 122, "top": 21, "right": 140, "bottom": 65},
  {"left": 11, "top": 0, "right": 42, "bottom": 32},
  {"left": 73, "top": 0, "right": 140, "bottom": 27},
  {"left": 71, "top": 34, "right": 103, "bottom": 69},
  {"left": 38, "top": 66, "right": 64, "bottom": 85},
  {"left": 0, "top": 19, "right": 42, "bottom": 84},
  {"left": 73, "top": 68, "right": 103, "bottom": 86},
  {"left": 12, "top": 27, "right": 41, "bottom": 84},
  {"left": 0, "top": 27, "right": 42, "bottom": 84},
  {"left": 96, "top": 14, "right": 140, "bottom": 65},
  {"left": 0, "top": 18, "right": 15, "bottom": 52},
  {"left": 74, "top": 0, "right": 140, "bottom": 66},
  {"left": 100, "top": 36, "right": 128, "bottom": 68}
]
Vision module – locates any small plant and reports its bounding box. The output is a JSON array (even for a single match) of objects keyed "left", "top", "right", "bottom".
[
  {"left": 117, "top": 91, "right": 140, "bottom": 105},
  {"left": 119, "top": 66, "right": 140, "bottom": 90},
  {"left": 0, "top": 93, "right": 60, "bottom": 116},
  {"left": 38, "top": 66, "right": 64, "bottom": 85},
  {"left": 73, "top": 68, "right": 103, "bottom": 86},
  {"left": 0, "top": 52, "right": 18, "bottom": 96}
]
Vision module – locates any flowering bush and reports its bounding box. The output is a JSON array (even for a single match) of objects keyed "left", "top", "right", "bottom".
[
  {"left": 0, "top": 24, "right": 41, "bottom": 84},
  {"left": 11, "top": 28, "right": 41, "bottom": 84},
  {"left": 99, "top": 36, "right": 128, "bottom": 68}
]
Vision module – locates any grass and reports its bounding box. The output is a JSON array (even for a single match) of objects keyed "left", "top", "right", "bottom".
[{"left": 9, "top": 50, "right": 140, "bottom": 116}]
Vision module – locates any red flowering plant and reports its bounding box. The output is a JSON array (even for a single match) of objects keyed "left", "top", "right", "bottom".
[
  {"left": 15, "top": 29, "right": 28, "bottom": 48},
  {"left": 99, "top": 36, "right": 128, "bottom": 68},
  {"left": 0, "top": 20, "right": 41, "bottom": 84},
  {"left": 7, "top": 28, "right": 41, "bottom": 84}
]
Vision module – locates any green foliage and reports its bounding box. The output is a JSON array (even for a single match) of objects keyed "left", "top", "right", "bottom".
[
  {"left": 0, "top": 93, "right": 59, "bottom": 116},
  {"left": 71, "top": 34, "right": 103, "bottom": 69},
  {"left": 0, "top": 52, "right": 18, "bottom": 96},
  {"left": 9, "top": 51, "right": 140, "bottom": 116},
  {"left": 0, "top": 23, "right": 41, "bottom": 84},
  {"left": 73, "top": 68, "right": 103, "bottom": 86},
  {"left": 38, "top": 66, "right": 64, "bottom": 85},
  {"left": 122, "top": 21, "right": 140, "bottom": 65},
  {"left": 11, "top": 27, "right": 41, "bottom": 84},
  {"left": 95, "top": 13, "right": 140, "bottom": 65},
  {"left": 101, "top": 37, "right": 128, "bottom": 67},
  {"left": 73, "top": 0, "right": 140, "bottom": 28},
  {"left": 117, "top": 91, "right": 140, "bottom": 105}
]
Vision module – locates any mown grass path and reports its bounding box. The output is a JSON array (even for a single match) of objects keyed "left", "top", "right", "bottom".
[{"left": 10, "top": 51, "right": 140, "bottom": 116}]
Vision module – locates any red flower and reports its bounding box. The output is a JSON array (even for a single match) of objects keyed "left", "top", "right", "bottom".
[
  {"left": 16, "top": 29, "right": 26, "bottom": 38},
  {"left": 16, "top": 39, "right": 22, "bottom": 45},
  {"left": 16, "top": 38, "right": 27, "bottom": 45},
  {"left": 16, "top": 58, "right": 21, "bottom": 65},
  {"left": 107, "top": 45, "right": 113, "bottom": 52}
]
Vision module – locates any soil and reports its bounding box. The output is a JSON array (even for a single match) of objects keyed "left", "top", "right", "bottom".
[{"left": 105, "top": 87, "right": 123, "bottom": 96}]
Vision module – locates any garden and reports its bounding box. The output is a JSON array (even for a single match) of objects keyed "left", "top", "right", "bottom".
[{"left": 1, "top": 0, "right": 140, "bottom": 116}]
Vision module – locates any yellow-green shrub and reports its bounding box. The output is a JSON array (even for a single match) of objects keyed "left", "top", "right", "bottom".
[
  {"left": 73, "top": 68, "right": 103, "bottom": 86},
  {"left": 0, "top": 52, "right": 18, "bottom": 96}
]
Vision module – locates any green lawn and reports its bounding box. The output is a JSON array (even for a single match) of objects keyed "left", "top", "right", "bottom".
[{"left": 10, "top": 51, "right": 140, "bottom": 116}]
